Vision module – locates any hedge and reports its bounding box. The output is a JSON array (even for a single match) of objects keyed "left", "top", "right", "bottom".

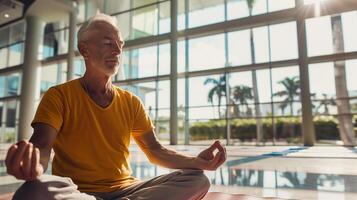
[{"left": 189, "top": 117, "right": 355, "bottom": 141}]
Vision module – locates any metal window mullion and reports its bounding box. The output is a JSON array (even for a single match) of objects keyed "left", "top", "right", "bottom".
[
  {"left": 183, "top": 0, "right": 190, "bottom": 144},
  {"left": 5, "top": 27, "right": 10, "bottom": 68},
  {"left": 155, "top": 44, "right": 160, "bottom": 134},
  {"left": 184, "top": 38, "right": 189, "bottom": 145},
  {"left": 0, "top": 93, "right": 8, "bottom": 143},
  {"left": 157, "top": 1, "right": 160, "bottom": 35},
  {"left": 224, "top": 31, "right": 230, "bottom": 145},
  {"left": 268, "top": 23, "right": 276, "bottom": 145},
  {"left": 185, "top": 0, "right": 189, "bottom": 29},
  {"left": 170, "top": 0, "right": 178, "bottom": 145},
  {"left": 129, "top": 0, "right": 134, "bottom": 40},
  {"left": 296, "top": 0, "right": 315, "bottom": 146}
]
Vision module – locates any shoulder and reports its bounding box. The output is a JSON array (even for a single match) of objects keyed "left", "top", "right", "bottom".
[
  {"left": 45, "top": 79, "right": 79, "bottom": 95},
  {"left": 41, "top": 79, "right": 80, "bottom": 102},
  {"left": 52, "top": 79, "right": 79, "bottom": 91},
  {"left": 113, "top": 85, "right": 140, "bottom": 101}
]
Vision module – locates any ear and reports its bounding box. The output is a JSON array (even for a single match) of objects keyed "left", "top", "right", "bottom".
[{"left": 78, "top": 42, "right": 89, "bottom": 59}]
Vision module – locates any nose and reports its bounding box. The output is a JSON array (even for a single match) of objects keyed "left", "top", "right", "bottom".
[{"left": 111, "top": 40, "right": 121, "bottom": 56}]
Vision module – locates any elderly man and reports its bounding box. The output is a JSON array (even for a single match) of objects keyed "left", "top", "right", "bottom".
[{"left": 5, "top": 13, "right": 227, "bottom": 200}]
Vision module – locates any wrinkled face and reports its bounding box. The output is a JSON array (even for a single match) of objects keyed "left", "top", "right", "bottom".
[{"left": 79, "top": 21, "right": 125, "bottom": 76}]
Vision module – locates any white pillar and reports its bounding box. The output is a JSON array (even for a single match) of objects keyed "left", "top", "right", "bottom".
[
  {"left": 67, "top": 7, "right": 77, "bottom": 81},
  {"left": 18, "top": 16, "right": 44, "bottom": 141}
]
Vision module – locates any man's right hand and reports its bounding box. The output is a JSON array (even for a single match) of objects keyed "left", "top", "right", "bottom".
[{"left": 5, "top": 140, "right": 44, "bottom": 181}]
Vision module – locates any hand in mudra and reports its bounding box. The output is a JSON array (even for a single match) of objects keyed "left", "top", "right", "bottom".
[
  {"left": 194, "top": 141, "right": 227, "bottom": 170},
  {"left": 5, "top": 140, "right": 44, "bottom": 180}
]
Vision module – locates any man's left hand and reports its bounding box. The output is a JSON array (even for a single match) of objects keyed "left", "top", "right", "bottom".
[{"left": 193, "top": 140, "right": 227, "bottom": 170}]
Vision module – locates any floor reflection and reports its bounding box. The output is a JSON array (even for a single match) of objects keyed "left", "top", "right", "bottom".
[{"left": 130, "top": 162, "right": 357, "bottom": 193}]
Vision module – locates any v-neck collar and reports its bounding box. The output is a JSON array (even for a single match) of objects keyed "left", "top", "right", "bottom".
[{"left": 77, "top": 79, "right": 116, "bottom": 110}]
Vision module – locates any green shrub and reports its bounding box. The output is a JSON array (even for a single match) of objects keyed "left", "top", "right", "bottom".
[
  {"left": 4, "top": 132, "right": 15, "bottom": 143},
  {"left": 189, "top": 117, "right": 344, "bottom": 141}
]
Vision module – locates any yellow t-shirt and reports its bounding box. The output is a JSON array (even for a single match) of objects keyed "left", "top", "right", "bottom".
[{"left": 31, "top": 79, "right": 154, "bottom": 192}]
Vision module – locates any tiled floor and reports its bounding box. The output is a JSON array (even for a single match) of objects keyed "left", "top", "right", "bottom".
[{"left": 1, "top": 144, "right": 357, "bottom": 200}]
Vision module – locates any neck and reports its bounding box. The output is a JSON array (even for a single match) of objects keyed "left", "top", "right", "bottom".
[{"left": 81, "top": 72, "right": 113, "bottom": 96}]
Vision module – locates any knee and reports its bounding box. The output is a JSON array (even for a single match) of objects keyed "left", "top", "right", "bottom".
[
  {"left": 13, "top": 180, "right": 50, "bottom": 200},
  {"left": 12, "top": 175, "right": 75, "bottom": 200},
  {"left": 182, "top": 170, "right": 211, "bottom": 192},
  {"left": 195, "top": 172, "right": 211, "bottom": 192}
]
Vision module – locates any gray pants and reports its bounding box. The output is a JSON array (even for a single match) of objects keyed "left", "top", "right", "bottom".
[{"left": 12, "top": 169, "right": 210, "bottom": 200}]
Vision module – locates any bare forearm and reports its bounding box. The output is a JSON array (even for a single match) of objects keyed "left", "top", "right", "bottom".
[
  {"left": 144, "top": 145, "right": 197, "bottom": 169},
  {"left": 134, "top": 131, "right": 226, "bottom": 170},
  {"left": 29, "top": 136, "right": 51, "bottom": 172}
]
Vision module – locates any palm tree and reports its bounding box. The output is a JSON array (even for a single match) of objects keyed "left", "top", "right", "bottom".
[
  {"left": 244, "top": 0, "right": 264, "bottom": 143},
  {"left": 315, "top": 93, "right": 336, "bottom": 114},
  {"left": 232, "top": 85, "right": 253, "bottom": 116},
  {"left": 204, "top": 75, "right": 227, "bottom": 118},
  {"left": 273, "top": 76, "right": 300, "bottom": 115},
  {"left": 278, "top": 99, "right": 289, "bottom": 115},
  {"left": 331, "top": 15, "right": 355, "bottom": 146}
]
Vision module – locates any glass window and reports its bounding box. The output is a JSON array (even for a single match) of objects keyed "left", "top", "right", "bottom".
[
  {"left": 0, "top": 100, "right": 19, "bottom": 143},
  {"left": 0, "top": 48, "right": 8, "bottom": 69},
  {"left": 132, "top": 5, "right": 158, "bottom": 39},
  {"left": 177, "top": 40, "right": 186, "bottom": 73},
  {"left": 178, "top": 78, "right": 186, "bottom": 108},
  {"left": 133, "top": 0, "right": 157, "bottom": 8},
  {"left": 114, "top": 2, "right": 169, "bottom": 40},
  {"left": 0, "top": 27, "right": 9, "bottom": 47},
  {"left": 306, "top": 16, "right": 333, "bottom": 57},
  {"left": 188, "top": 34, "right": 225, "bottom": 71},
  {"left": 158, "top": 43, "right": 170, "bottom": 75},
  {"left": 228, "top": 30, "right": 252, "bottom": 66},
  {"left": 188, "top": 0, "right": 225, "bottom": 28},
  {"left": 123, "top": 82, "right": 156, "bottom": 110},
  {"left": 74, "top": 58, "right": 85, "bottom": 78},
  {"left": 9, "top": 22, "right": 25, "bottom": 44},
  {"left": 268, "top": 0, "right": 295, "bottom": 12},
  {"left": 43, "top": 28, "right": 69, "bottom": 59},
  {"left": 8, "top": 43, "right": 24, "bottom": 66},
  {"left": 189, "top": 75, "right": 227, "bottom": 114},
  {"left": 229, "top": 71, "right": 254, "bottom": 117},
  {"left": 270, "top": 22, "right": 298, "bottom": 61},
  {"left": 116, "top": 13, "right": 131, "bottom": 40},
  {"left": 227, "top": 0, "right": 249, "bottom": 20},
  {"left": 76, "top": 1, "right": 86, "bottom": 23},
  {"left": 271, "top": 66, "right": 300, "bottom": 116},
  {"left": 117, "top": 50, "right": 130, "bottom": 80},
  {"left": 342, "top": 11, "right": 357, "bottom": 52},
  {"left": 104, "top": 0, "right": 130, "bottom": 14},
  {"left": 0, "top": 73, "right": 21, "bottom": 98},
  {"left": 309, "top": 62, "right": 336, "bottom": 99},
  {"left": 157, "top": 80, "right": 170, "bottom": 109},
  {"left": 228, "top": 0, "right": 267, "bottom": 17},
  {"left": 159, "top": 1, "right": 170, "bottom": 34},
  {"left": 177, "top": 0, "right": 186, "bottom": 30},
  {"left": 132, "top": 46, "right": 157, "bottom": 78},
  {"left": 251, "top": 0, "right": 267, "bottom": 16},
  {"left": 309, "top": 62, "right": 338, "bottom": 115},
  {"left": 345, "top": 59, "right": 357, "bottom": 97},
  {"left": 256, "top": 69, "right": 272, "bottom": 103},
  {"left": 253, "top": 26, "right": 270, "bottom": 63},
  {"left": 40, "top": 62, "right": 67, "bottom": 94}
]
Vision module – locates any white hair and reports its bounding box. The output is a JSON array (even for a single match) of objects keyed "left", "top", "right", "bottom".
[{"left": 77, "top": 13, "right": 118, "bottom": 43}]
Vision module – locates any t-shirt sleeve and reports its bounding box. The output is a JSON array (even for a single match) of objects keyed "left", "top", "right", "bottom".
[
  {"left": 131, "top": 94, "right": 154, "bottom": 137},
  {"left": 31, "top": 87, "right": 64, "bottom": 132}
]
